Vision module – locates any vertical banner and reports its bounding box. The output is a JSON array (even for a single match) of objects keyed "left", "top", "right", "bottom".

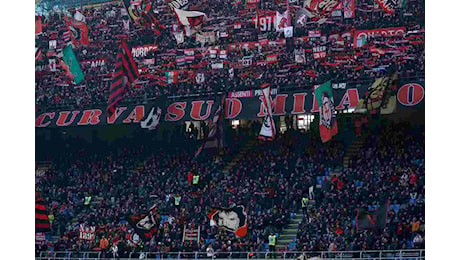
[
  {"left": 63, "top": 45, "right": 85, "bottom": 84},
  {"left": 343, "top": 0, "right": 356, "bottom": 19},
  {"left": 315, "top": 81, "right": 338, "bottom": 143},
  {"left": 259, "top": 83, "right": 276, "bottom": 141}
]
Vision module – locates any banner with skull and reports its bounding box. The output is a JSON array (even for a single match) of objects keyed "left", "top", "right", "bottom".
[{"left": 208, "top": 205, "right": 248, "bottom": 237}]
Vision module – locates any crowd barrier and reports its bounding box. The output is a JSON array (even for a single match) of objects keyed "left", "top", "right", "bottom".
[{"left": 36, "top": 249, "right": 425, "bottom": 260}]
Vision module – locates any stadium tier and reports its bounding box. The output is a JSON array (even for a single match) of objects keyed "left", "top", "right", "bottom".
[{"left": 35, "top": 0, "right": 425, "bottom": 259}]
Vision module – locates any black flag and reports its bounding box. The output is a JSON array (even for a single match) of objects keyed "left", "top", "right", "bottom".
[
  {"left": 36, "top": 193, "right": 51, "bottom": 233},
  {"left": 126, "top": 208, "right": 160, "bottom": 241},
  {"left": 355, "top": 200, "right": 390, "bottom": 231},
  {"left": 194, "top": 95, "right": 225, "bottom": 159}
]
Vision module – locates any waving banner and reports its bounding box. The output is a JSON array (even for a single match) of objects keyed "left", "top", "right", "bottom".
[
  {"left": 208, "top": 205, "right": 248, "bottom": 237},
  {"left": 126, "top": 208, "right": 161, "bottom": 241},
  {"left": 173, "top": 8, "right": 207, "bottom": 27},
  {"left": 259, "top": 83, "right": 276, "bottom": 141},
  {"left": 315, "top": 81, "right": 338, "bottom": 142},
  {"left": 303, "top": 0, "right": 341, "bottom": 18},
  {"left": 36, "top": 80, "right": 424, "bottom": 128},
  {"left": 343, "top": 0, "right": 355, "bottom": 18},
  {"left": 374, "top": 0, "right": 400, "bottom": 14}
]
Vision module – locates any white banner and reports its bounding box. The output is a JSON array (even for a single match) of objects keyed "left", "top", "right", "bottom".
[
  {"left": 79, "top": 225, "right": 95, "bottom": 241},
  {"left": 259, "top": 84, "right": 276, "bottom": 140}
]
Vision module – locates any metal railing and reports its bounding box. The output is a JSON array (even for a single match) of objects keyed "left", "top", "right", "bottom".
[{"left": 37, "top": 249, "right": 425, "bottom": 260}]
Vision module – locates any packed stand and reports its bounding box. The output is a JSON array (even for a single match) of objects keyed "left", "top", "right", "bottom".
[
  {"left": 35, "top": 0, "right": 425, "bottom": 112},
  {"left": 295, "top": 122, "right": 424, "bottom": 252},
  {"left": 35, "top": 127, "right": 345, "bottom": 257}
]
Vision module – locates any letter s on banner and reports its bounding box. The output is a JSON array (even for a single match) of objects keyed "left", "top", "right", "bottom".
[{"left": 166, "top": 102, "right": 187, "bottom": 121}]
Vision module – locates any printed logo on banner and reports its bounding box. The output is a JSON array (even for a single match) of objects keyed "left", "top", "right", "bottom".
[
  {"left": 82, "top": 59, "right": 107, "bottom": 68},
  {"left": 313, "top": 46, "right": 327, "bottom": 59},
  {"left": 295, "top": 49, "right": 306, "bottom": 64},
  {"left": 35, "top": 81, "right": 424, "bottom": 128},
  {"left": 343, "top": 0, "right": 356, "bottom": 18},
  {"left": 320, "top": 91, "right": 336, "bottom": 129},
  {"left": 242, "top": 56, "right": 253, "bottom": 67},
  {"left": 49, "top": 59, "right": 56, "bottom": 72},
  {"left": 228, "top": 91, "right": 253, "bottom": 98},
  {"left": 196, "top": 73, "right": 205, "bottom": 84},
  {"left": 49, "top": 40, "right": 57, "bottom": 50},
  {"left": 168, "top": 0, "right": 189, "bottom": 9},
  {"left": 254, "top": 88, "right": 278, "bottom": 97},
  {"left": 308, "top": 30, "right": 321, "bottom": 38},
  {"left": 143, "top": 58, "right": 155, "bottom": 65},
  {"left": 79, "top": 225, "right": 96, "bottom": 241},
  {"left": 255, "top": 14, "right": 275, "bottom": 32},
  {"left": 131, "top": 44, "right": 159, "bottom": 58},
  {"left": 35, "top": 233, "right": 46, "bottom": 245},
  {"left": 354, "top": 27, "right": 406, "bottom": 48},
  {"left": 140, "top": 106, "right": 162, "bottom": 130},
  {"left": 332, "top": 83, "right": 347, "bottom": 89}
]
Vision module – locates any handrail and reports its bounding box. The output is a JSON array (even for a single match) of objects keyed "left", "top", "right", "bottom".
[{"left": 36, "top": 249, "right": 425, "bottom": 259}]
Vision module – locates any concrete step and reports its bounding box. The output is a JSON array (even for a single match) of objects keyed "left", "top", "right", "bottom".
[
  {"left": 286, "top": 224, "right": 299, "bottom": 229},
  {"left": 277, "top": 239, "right": 295, "bottom": 245},
  {"left": 291, "top": 219, "right": 303, "bottom": 224}
]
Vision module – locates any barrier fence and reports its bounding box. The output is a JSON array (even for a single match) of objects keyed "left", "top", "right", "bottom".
[{"left": 37, "top": 249, "right": 425, "bottom": 260}]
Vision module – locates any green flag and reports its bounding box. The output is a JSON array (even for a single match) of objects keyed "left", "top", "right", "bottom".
[
  {"left": 314, "top": 80, "right": 338, "bottom": 143},
  {"left": 63, "top": 45, "right": 84, "bottom": 84}
]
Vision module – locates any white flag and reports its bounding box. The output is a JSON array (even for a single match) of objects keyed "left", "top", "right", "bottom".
[{"left": 259, "top": 84, "right": 276, "bottom": 141}]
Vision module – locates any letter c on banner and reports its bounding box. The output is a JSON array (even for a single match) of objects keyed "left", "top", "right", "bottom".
[{"left": 36, "top": 112, "right": 56, "bottom": 128}]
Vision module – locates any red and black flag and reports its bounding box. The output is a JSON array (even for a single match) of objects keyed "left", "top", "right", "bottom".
[
  {"left": 35, "top": 47, "right": 42, "bottom": 61},
  {"left": 194, "top": 95, "right": 225, "bottom": 159},
  {"left": 65, "top": 17, "right": 89, "bottom": 46},
  {"left": 208, "top": 205, "right": 248, "bottom": 237},
  {"left": 35, "top": 193, "right": 50, "bottom": 233},
  {"left": 123, "top": 0, "right": 164, "bottom": 33},
  {"left": 35, "top": 16, "right": 43, "bottom": 35},
  {"left": 355, "top": 200, "right": 390, "bottom": 231},
  {"left": 59, "top": 27, "right": 72, "bottom": 46},
  {"left": 107, "top": 40, "right": 139, "bottom": 117},
  {"left": 126, "top": 207, "right": 160, "bottom": 241},
  {"left": 374, "top": 0, "right": 400, "bottom": 14}
]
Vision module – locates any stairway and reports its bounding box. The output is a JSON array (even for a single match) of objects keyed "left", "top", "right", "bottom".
[
  {"left": 276, "top": 212, "right": 304, "bottom": 250},
  {"left": 222, "top": 139, "right": 258, "bottom": 174},
  {"left": 342, "top": 133, "right": 368, "bottom": 168}
]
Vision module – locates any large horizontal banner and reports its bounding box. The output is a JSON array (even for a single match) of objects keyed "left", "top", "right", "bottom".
[
  {"left": 36, "top": 80, "right": 424, "bottom": 128},
  {"left": 354, "top": 27, "right": 405, "bottom": 48}
]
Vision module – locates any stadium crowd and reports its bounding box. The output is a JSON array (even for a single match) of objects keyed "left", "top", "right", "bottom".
[
  {"left": 295, "top": 122, "right": 424, "bottom": 252},
  {"left": 35, "top": 0, "right": 425, "bottom": 258},
  {"left": 35, "top": 0, "right": 424, "bottom": 112},
  {"left": 36, "top": 120, "right": 424, "bottom": 257}
]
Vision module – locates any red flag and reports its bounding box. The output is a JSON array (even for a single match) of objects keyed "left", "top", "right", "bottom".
[
  {"left": 35, "top": 16, "right": 43, "bottom": 35},
  {"left": 66, "top": 19, "right": 90, "bottom": 46}
]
